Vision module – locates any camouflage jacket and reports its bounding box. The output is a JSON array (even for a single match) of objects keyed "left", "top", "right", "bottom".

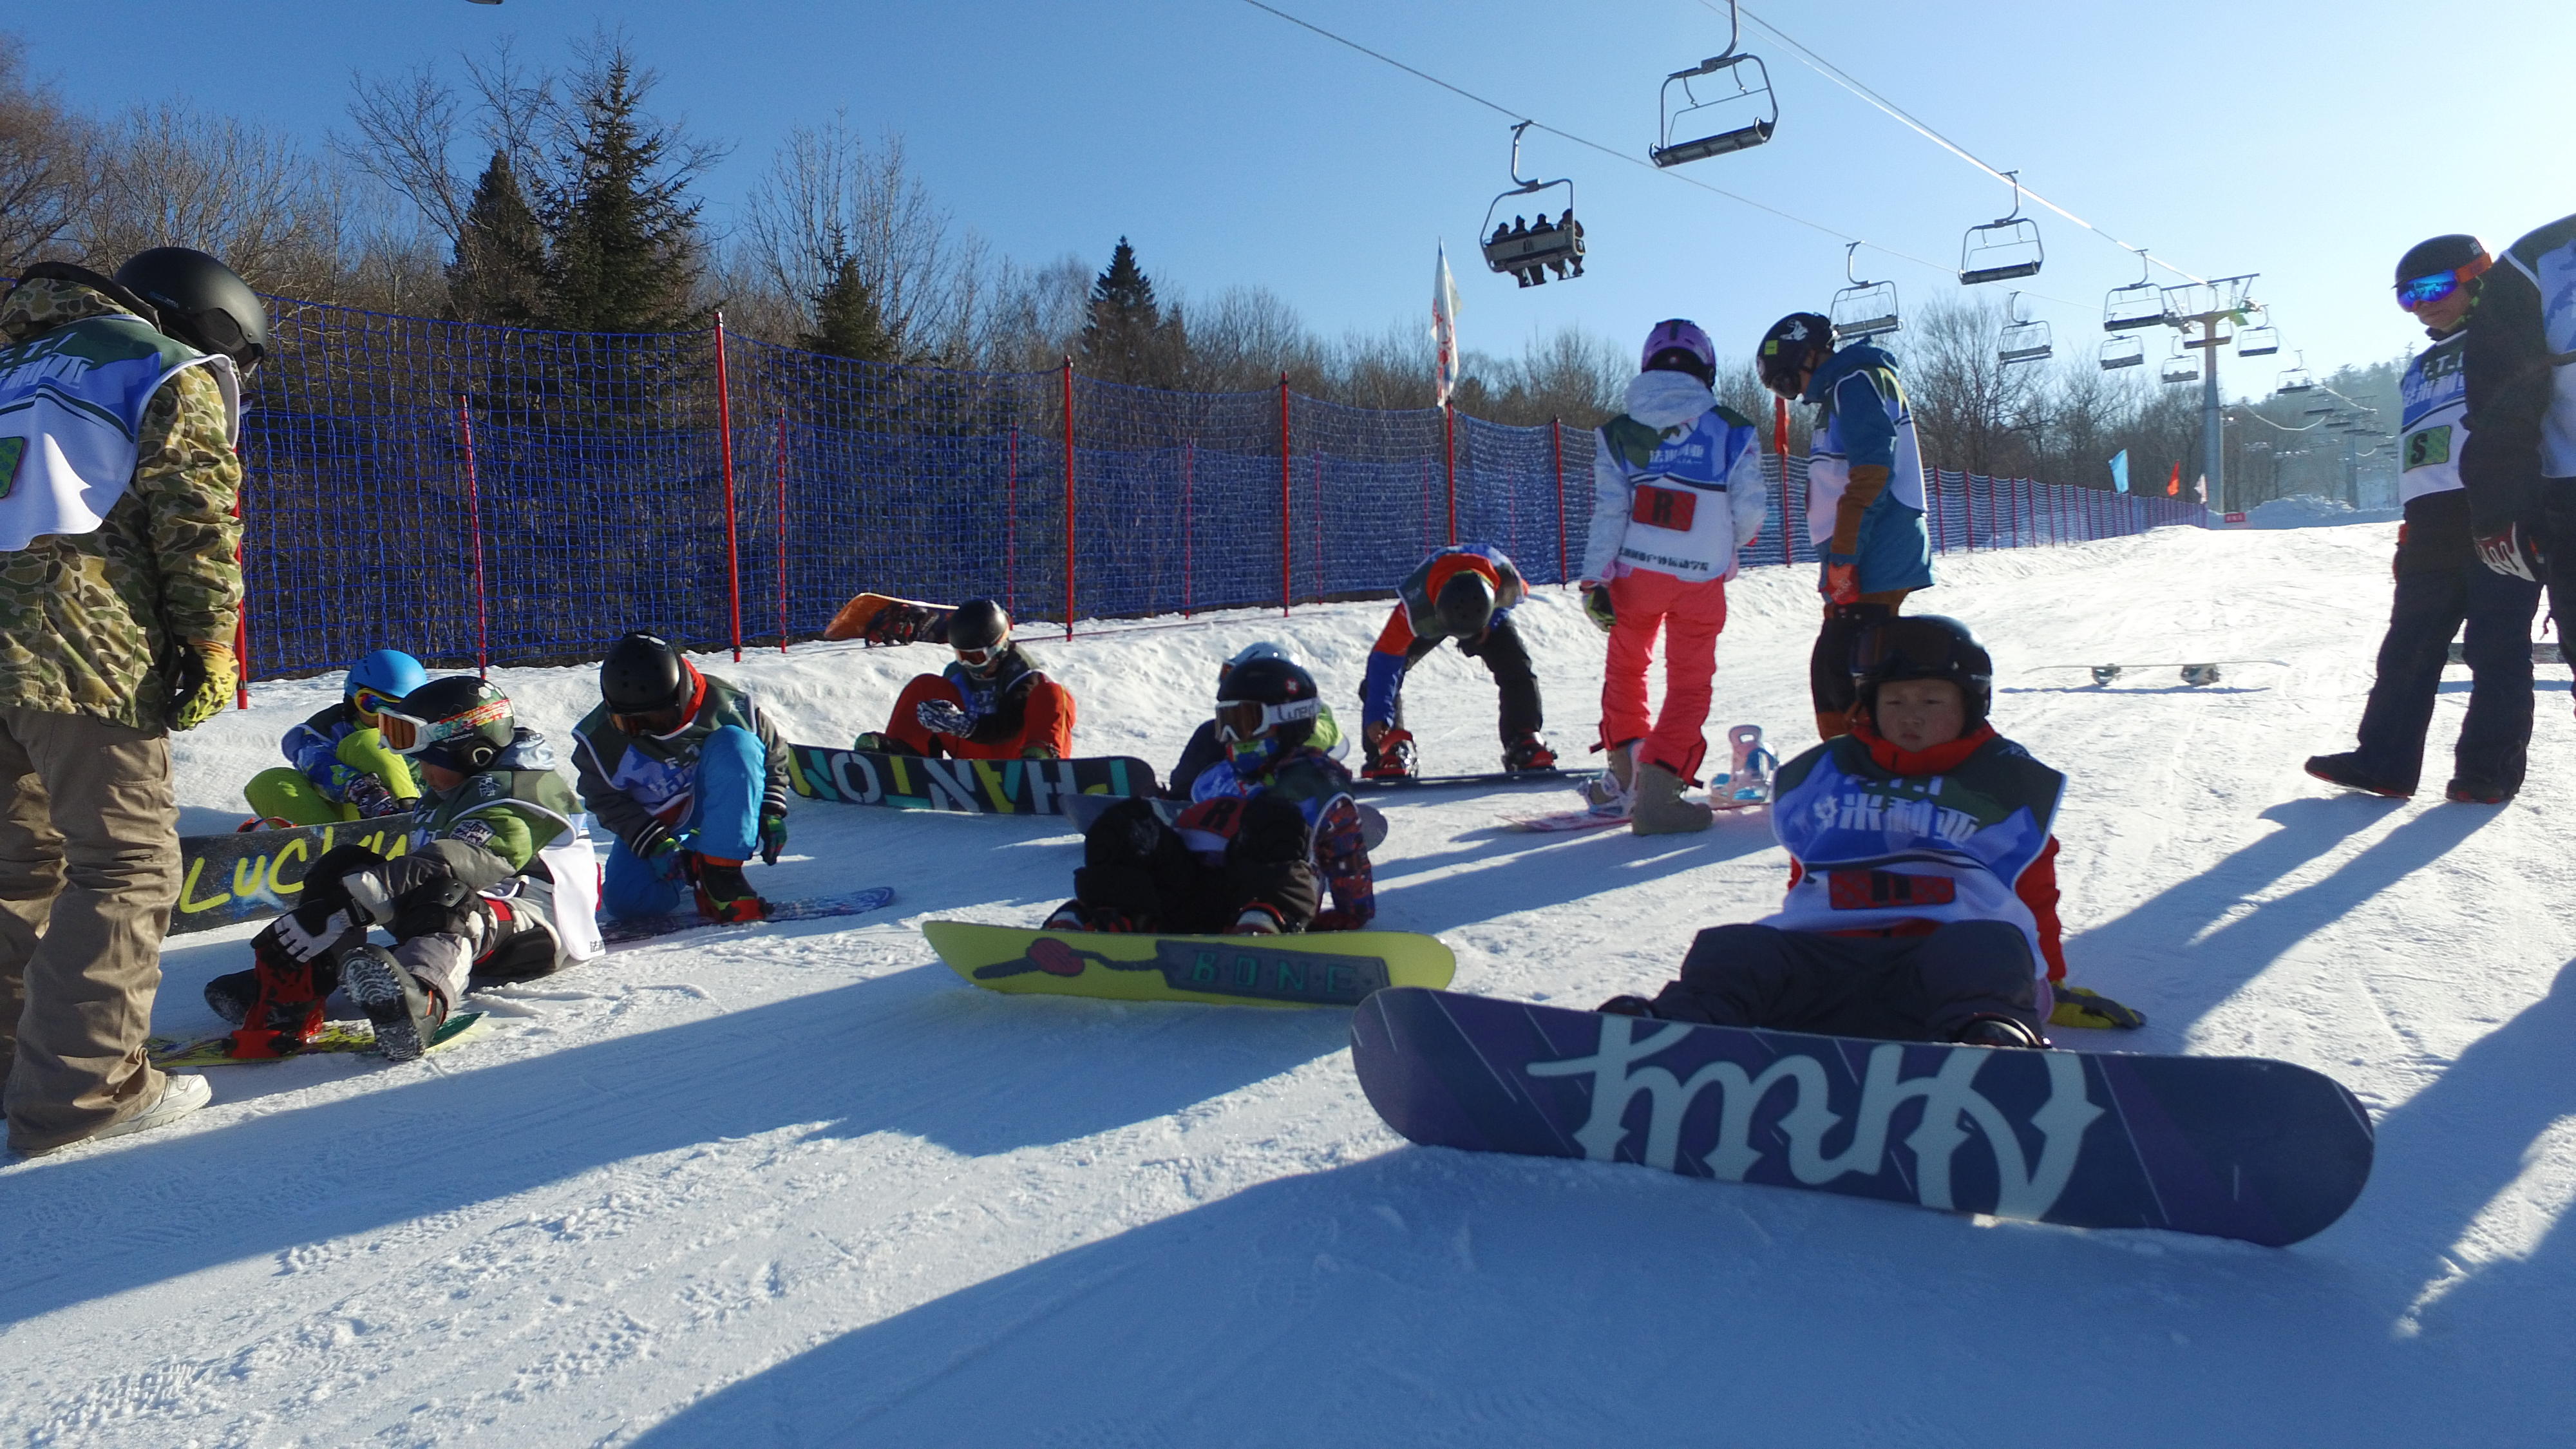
[{"left": 0, "top": 277, "right": 243, "bottom": 730}]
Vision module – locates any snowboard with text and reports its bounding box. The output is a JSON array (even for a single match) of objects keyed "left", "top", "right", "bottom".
[
  {"left": 171, "top": 818, "right": 419, "bottom": 938},
  {"left": 1350, "top": 987, "right": 2373, "bottom": 1245},
  {"left": 788, "top": 744, "right": 1159, "bottom": 815}
]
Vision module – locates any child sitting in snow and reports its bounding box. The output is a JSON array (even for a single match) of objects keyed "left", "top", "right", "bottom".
[
  {"left": 1599, "top": 614, "right": 2136, "bottom": 1046},
  {"left": 241, "top": 649, "right": 426, "bottom": 826}
]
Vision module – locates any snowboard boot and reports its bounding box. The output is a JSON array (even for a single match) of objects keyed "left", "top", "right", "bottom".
[
  {"left": 1582, "top": 741, "right": 1638, "bottom": 812},
  {"left": 1363, "top": 728, "right": 1418, "bottom": 781},
  {"left": 2303, "top": 752, "right": 2412, "bottom": 799},
  {"left": 688, "top": 855, "right": 770, "bottom": 924},
  {"left": 1502, "top": 732, "right": 1558, "bottom": 773},
  {"left": 203, "top": 969, "right": 260, "bottom": 1027},
  {"left": 1595, "top": 994, "right": 1660, "bottom": 1018},
  {"left": 1044, "top": 900, "right": 1146, "bottom": 933},
  {"left": 338, "top": 945, "right": 449, "bottom": 1063},
  {"left": 1629, "top": 761, "right": 1712, "bottom": 836},
  {"left": 1227, "top": 904, "right": 1287, "bottom": 936},
  {"left": 2445, "top": 777, "right": 2515, "bottom": 805},
  {"left": 1952, "top": 1014, "right": 2046, "bottom": 1049}
]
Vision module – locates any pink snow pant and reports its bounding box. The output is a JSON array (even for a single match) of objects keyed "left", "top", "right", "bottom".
[{"left": 1600, "top": 569, "right": 1728, "bottom": 782}]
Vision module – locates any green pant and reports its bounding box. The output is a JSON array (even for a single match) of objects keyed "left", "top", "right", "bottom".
[{"left": 243, "top": 728, "right": 419, "bottom": 825}]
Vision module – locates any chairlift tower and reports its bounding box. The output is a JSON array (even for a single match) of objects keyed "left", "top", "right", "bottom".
[{"left": 2160, "top": 274, "right": 2258, "bottom": 513}]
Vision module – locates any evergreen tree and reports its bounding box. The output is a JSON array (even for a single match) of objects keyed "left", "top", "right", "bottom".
[
  {"left": 540, "top": 49, "right": 705, "bottom": 333},
  {"left": 802, "top": 235, "right": 897, "bottom": 362},
  {"left": 1080, "top": 237, "right": 1186, "bottom": 385},
  {"left": 446, "top": 150, "right": 549, "bottom": 325}
]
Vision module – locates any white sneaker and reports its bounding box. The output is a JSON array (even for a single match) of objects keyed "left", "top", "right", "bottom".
[{"left": 88, "top": 1072, "right": 211, "bottom": 1145}]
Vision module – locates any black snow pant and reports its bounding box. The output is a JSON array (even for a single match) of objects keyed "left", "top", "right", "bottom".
[
  {"left": 1808, "top": 594, "right": 1910, "bottom": 738},
  {"left": 2353, "top": 551, "right": 2539, "bottom": 795},
  {"left": 1391, "top": 614, "right": 1542, "bottom": 740},
  {"left": 1072, "top": 795, "right": 1321, "bottom": 933},
  {"left": 1649, "top": 920, "right": 2042, "bottom": 1042}
]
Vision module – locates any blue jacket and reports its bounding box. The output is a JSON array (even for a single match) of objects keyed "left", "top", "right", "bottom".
[{"left": 1804, "top": 345, "right": 1933, "bottom": 594}]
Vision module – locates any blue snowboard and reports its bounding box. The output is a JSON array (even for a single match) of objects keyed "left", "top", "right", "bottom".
[{"left": 1350, "top": 988, "right": 2372, "bottom": 1246}]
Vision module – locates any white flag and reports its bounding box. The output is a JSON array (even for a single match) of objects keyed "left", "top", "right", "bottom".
[{"left": 1432, "top": 243, "right": 1462, "bottom": 408}]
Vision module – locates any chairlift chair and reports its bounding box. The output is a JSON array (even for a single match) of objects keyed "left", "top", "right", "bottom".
[
  {"left": 1959, "top": 172, "right": 2043, "bottom": 285},
  {"left": 2104, "top": 248, "right": 2163, "bottom": 332},
  {"left": 1478, "top": 123, "right": 1584, "bottom": 289},
  {"left": 2275, "top": 351, "right": 2316, "bottom": 394},
  {"left": 2160, "top": 346, "right": 2201, "bottom": 386},
  {"left": 2237, "top": 306, "right": 2280, "bottom": 357},
  {"left": 1996, "top": 292, "right": 2052, "bottom": 365},
  {"left": 1830, "top": 242, "right": 1901, "bottom": 342},
  {"left": 1650, "top": 2, "right": 1776, "bottom": 167},
  {"left": 2099, "top": 335, "right": 2145, "bottom": 370},
  {"left": 2181, "top": 316, "right": 2236, "bottom": 350}
]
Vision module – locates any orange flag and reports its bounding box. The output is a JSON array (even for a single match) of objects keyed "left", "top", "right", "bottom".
[{"left": 2166, "top": 462, "right": 2182, "bottom": 497}]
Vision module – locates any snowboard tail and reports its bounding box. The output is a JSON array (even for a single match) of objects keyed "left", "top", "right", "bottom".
[
  {"left": 1350, "top": 989, "right": 2372, "bottom": 1245},
  {"left": 824, "top": 592, "right": 955, "bottom": 645},
  {"left": 1353, "top": 767, "right": 1599, "bottom": 793},
  {"left": 922, "top": 921, "right": 1454, "bottom": 1009},
  {"left": 788, "top": 746, "right": 1159, "bottom": 815}
]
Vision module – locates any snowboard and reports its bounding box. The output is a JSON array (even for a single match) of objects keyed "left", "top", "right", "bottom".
[
  {"left": 148, "top": 1011, "right": 489, "bottom": 1068},
  {"left": 823, "top": 592, "right": 954, "bottom": 646},
  {"left": 2447, "top": 641, "right": 2562, "bottom": 665},
  {"left": 1350, "top": 989, "right": 2373, "bottom": 1246},
  {"left": 1060, "top": 791, "right": 1392, "bottom": 851},
  {"left": 1351, "top": 767, "right": 1599, "bottom": 793},
  {"left": 2032, "top": 660, "right": 2284, "bottom": 688},
  {"left": 921, "top": 920, "right": 1455, "bottom": 1009},
  {"left": 1504, "top": 796, "right": 1763, "bottom": 833},
  {"left": 600, "top": 886, "right": 897, "bottom": 945},
  {"left": 1507, "top": 724, "right": 1778, "bottom": 831},
  {"left": 171, "top": 817, "right": 420, "bottom": 938},
  {"left": 788, "top": 744, "right": 1160, "bottom": 815}
]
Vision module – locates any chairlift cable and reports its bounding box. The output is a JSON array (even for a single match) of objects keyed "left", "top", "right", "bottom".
[{"left": 1724, "top": 3, "right": 2211, "bottom": 286}]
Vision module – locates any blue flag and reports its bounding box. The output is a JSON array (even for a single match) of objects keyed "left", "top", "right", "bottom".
[{"left": 2109, "top": 450, "right": 2130, "bottom": 493}]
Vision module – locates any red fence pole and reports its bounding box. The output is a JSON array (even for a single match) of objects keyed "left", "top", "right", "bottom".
[
  {"left": 1774, "top": 396, "right": 1793, "bottom": 567},
  {"left": 1278, "top": 374, "right": 1293, "bottom": 617},
  {"left": 231, "top": 480, "right": 251, "bottom": 708},
  {"left": 774, "top": 408, "right": 790, "bottom": 653},
  {"left": 454, "top": 393, "right": 491, "bottom": 678},
  {"left": 1443, "top": 402, "right": 1458, "bottom": 546},
  {"left": 1183, "top": 438, "right": 1195, "bottom": 618},
  {"left": 1552, "top": 417, "right": 1568, "bottom": 582},
  {"left": 714, "top": 314, "right": 743, "bottom": 663},
  {"left": 1061, "top": 358, "right": 1076, "bottom": 641},
  {"left": 1005, "top": 425, "right": 1019, "bottom": 617}
]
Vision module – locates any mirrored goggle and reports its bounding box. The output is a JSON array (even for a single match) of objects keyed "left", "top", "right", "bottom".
[
  {"left": 2396, "top": 272, "right": 2463, "bottom": 310},
  {"left": 377, "top": 696, "right": 508, "bottom": 757},
  {"left": 1215, "top": 697, "right": 1318, "bottom": 743},
  {"left": 1849, "top": 617, "right": 1973, "bottom": 678},
  {"left": 350, "top": 687, "right": 399, "bottom": 719}
]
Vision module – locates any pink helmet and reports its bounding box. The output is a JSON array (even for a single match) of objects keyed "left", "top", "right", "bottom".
[{"left": 1640, "top": 319, "right": 1716, "bottom": 383}]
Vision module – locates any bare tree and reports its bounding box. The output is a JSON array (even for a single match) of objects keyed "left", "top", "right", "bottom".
[
  {"left": 0, "top": 44, "right": 95, "bottom": 274},
  {"left": 79, "top": 102, "right": 355, "bottom": 295},
  {"left": 741, "top": 120, "right": 972, "bottom": 361}
]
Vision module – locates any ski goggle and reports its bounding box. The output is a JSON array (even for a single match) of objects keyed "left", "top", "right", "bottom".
[
  {"left": 350, "top": 687, "right": 399, "bottom": 720},
  {"left": 953, "top": 643, "right": 1003, "bottom": 668},
  {"left": 2396, "top": 257, "right": 2489, "bottom": 310},
  {"left": 1215, "top": 696, "right": 1319, "bottom": 743},
  {"left": 612, "top": 706, "right": 685, "bottom": 738},
  {"left": 377, "top": 696, "right": 508, "bottom": 757}
]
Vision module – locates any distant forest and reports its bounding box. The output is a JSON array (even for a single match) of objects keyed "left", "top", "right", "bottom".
[{"left": 1, "top": 33, "right": 2405, "bottom": 502}]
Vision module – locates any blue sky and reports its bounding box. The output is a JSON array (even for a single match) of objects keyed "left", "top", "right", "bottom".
[{"left": 13, "top": 0, "right": 2573, "bottom": 397}]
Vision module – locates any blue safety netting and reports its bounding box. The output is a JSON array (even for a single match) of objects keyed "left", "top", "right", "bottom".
[{"left": 225, "top": 297, "right": 2197, "bottom": 679}]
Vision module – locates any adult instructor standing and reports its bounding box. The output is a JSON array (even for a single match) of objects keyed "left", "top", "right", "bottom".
[
  {"left": 2462, "top": 213, "right": 2576, "bottom": 665},
  {"left": 0, "top": 248, "right": 258, "bottom": 1155}
]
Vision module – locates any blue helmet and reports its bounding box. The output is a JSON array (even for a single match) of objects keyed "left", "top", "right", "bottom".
[{"left": 347, "top": 649, "right": 428, "bottom": 706}]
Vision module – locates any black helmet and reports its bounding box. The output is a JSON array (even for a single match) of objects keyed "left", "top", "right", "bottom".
[
  {"left": 2394, "top": 234, "right": 2489, "bottom": 289},
  {"left": 1852, "top": 615, "right": 1993, "bottom": 729},
  {"left": 381, "top": 676, "right": 516, "bottom": 772},
  {"left": 1757, "top": 312, "right": 1834, "bottom": 397},
  {"left": 1432, "top": 571, "right": 1496, "bottom": 640},
  {"left": 113, "top": 247, "right": 268, "bottom": 370},
  {"left": 1214, "top": 656, "right": 1321, "bottom": 753},
  {"left": 601, "top": 632, "right": 690, "bottom": 714},
  {"left": 950, "top": 598, "right": 1010, "bottom": 654}
]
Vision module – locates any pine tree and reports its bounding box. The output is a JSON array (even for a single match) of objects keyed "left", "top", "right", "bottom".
[
  {"left": 540, "top": 50, "right": 704, "bottom": 333},
  {"left": 802, "top": 237, "right": 896, "bottom": 362},
  {"left": 1079, "top": 237, "right": 1186, "bottom": 386},
  {"left": 446, "top": 151, "right": 549, "bottom": 325}
]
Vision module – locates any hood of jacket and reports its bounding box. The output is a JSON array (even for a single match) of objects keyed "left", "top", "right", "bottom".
[
  {"left": 1, "top": 274, "right": 145, "bottom": 347},
  {"left": 1803, "top": 342, "right": 1897, "bottom": 406},
  {"left": 1622, "top": 369, "right": 1719, "bottom": 433}
]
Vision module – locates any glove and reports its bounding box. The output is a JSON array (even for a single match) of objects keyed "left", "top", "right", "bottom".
[
  {"left": 759, "top": 810, "right": 788, "bottom": 866},
  {"left": 638, "top": 829, "right": 688, "bottom": 880},
  {"left": 2049, "top": 985, "right": 2147, "bottom": 1030},
  {"left": 166, "top": 639, "right": 237, "bottom": 732},
  {"left": 1821, "top": 558, "right": 1860, "bottom": 605},
  {"left": 271, "top": 901, "right": 355, "bottom": 963},
  {"left": 2475, "top": 524, "right": 2544, "bottom": 582},
  {"left": 342, "top": 774, "right": 414, "bottom": 820},
  {"left": 1580, "top": 582, "right": 1615, "bottom": 634},
  {"left": 915, "top": 698, "right": 974, "bottom": 737}
]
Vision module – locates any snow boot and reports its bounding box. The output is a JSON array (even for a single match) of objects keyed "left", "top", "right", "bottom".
[
  {"left": 1596, "top": 994, "right": 1659, "bottom": 1018},
  {"left": 1502, "top": 732, "right": 1557, "bottom": 773},
  {"left": 1952, "top": 1014, "right": 2046, "bottom": 1049},
  {"left": 1363, "top": 728, "right": 1418, "bottom": 781},
  {"left": 1227, "top": 904, "right": 1287, "bottom": 936},
  {"left": 338, "top": 945, "right": 449, "bottom": 1063},
  {"left": 1582, "top": 741, "right": 1638, "bottom": 812},
  {"left": 202, "top": 969, "right": 259, "bottom": 1027},
  {"left": 2303, "top": 752, "right": 2412, "bottom": 799},
  {"left": 2445, "top": 777, "right": 2515, "bottom": 805},
  {"left": 689, "top": 855, "right": 769, "bottom": 923},
  {"left": 1629, "top": 761, "right": 1712, "bottom": 836}
]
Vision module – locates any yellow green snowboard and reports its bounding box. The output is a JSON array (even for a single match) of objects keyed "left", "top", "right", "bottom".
[
  {"left": 147, "top": 1012, "right": 489, "bottom": 1068},
  {"left": 922, "top": 921, "right": 1454, "bottom": 1009}
]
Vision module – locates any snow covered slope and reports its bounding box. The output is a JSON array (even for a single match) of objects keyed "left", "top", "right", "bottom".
[{"left": 5, "top": 521, "right": 2572, "bottom": 1447}]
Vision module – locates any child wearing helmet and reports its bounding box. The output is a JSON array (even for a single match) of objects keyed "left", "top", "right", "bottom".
[
  {"left": 1165, "top": 641, "right": 1345, "bottom": 799},
  {"left": 205, "top": 676, "right": 602, "bottom": 1061},
  {"left": 1596, "top": 616, "right": 2108, "bottom": 1046},
  {"left": 856, "top": 598, "right": 1076, "bottom": 761},
  {"left": 1050, "top": 656, "right": 1374, "bottom": 934},
  {"left": 1578, "top": 319, "right": 1768, "bottom": 834},
  {"left": 240, "top": 648, "right": 428, "bottom": 826},
  {"left": 1360, "top": 544, "right": 1550, "bottom": 778}
]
